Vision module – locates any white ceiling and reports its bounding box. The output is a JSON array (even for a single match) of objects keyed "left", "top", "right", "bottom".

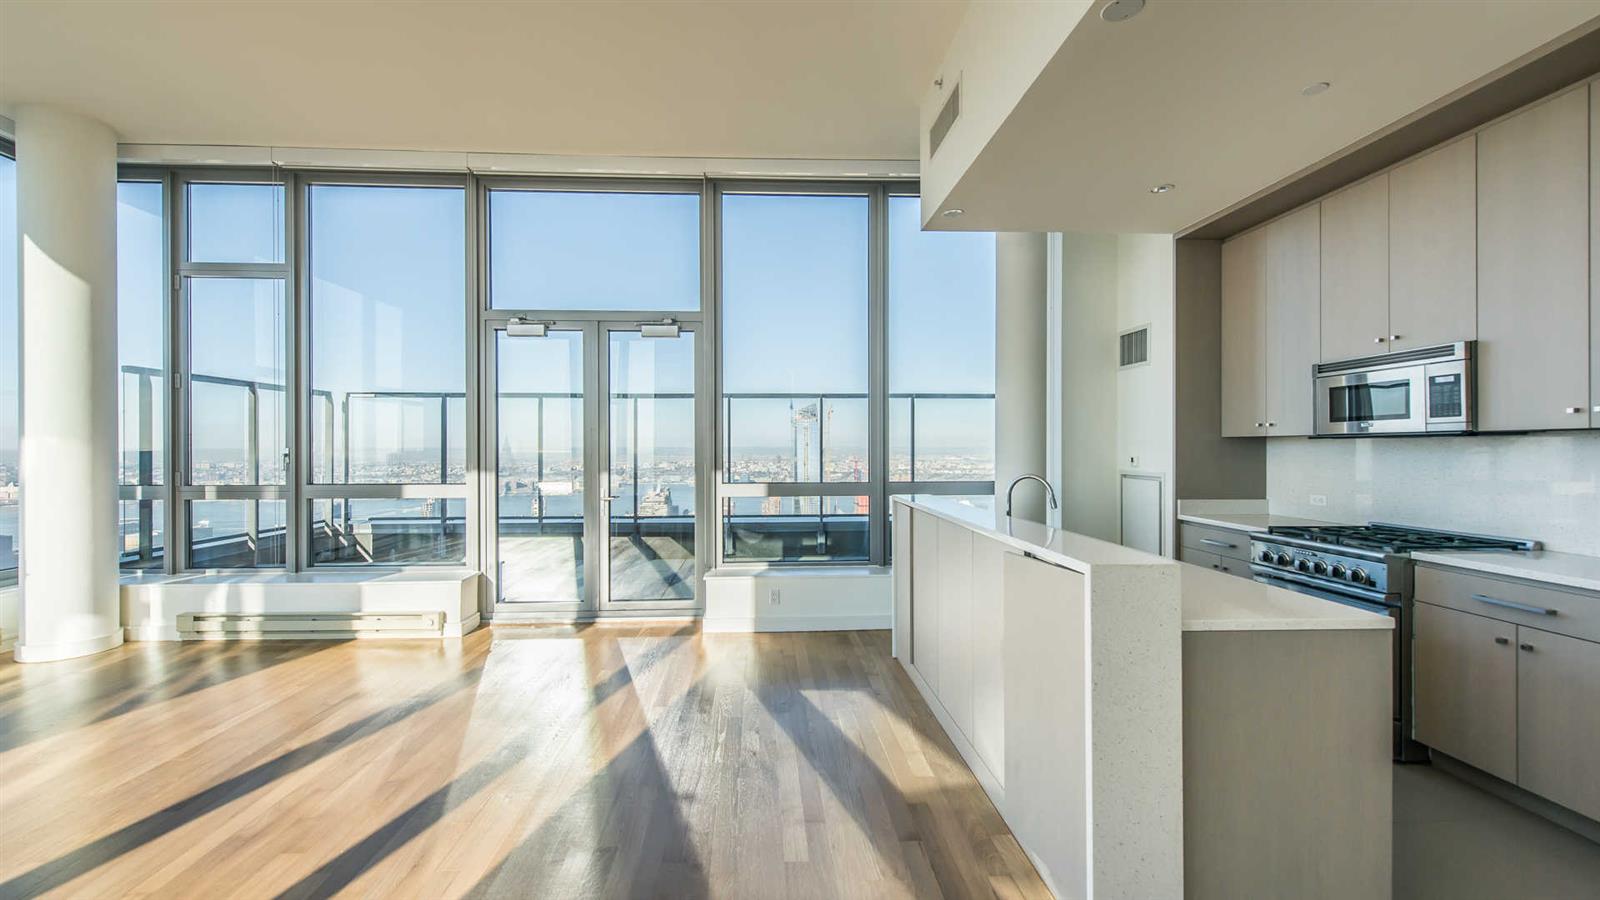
[
  {"left": 931, "top": 0, "right": 1600, "bottom": 235},
  {"left": 0, "top": 0, "right": 966, "bottom": 160}
]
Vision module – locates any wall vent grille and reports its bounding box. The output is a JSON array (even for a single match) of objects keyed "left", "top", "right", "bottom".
[
  {"left": 1119, "top": 327, "right": 1150, "bottom": 368},
  {"left": 929, "top": 82, "right": 960, "bottom": 157}
]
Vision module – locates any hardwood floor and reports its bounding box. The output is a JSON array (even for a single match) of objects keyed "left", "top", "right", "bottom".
[{"left": 0, "top": 627, "right": 1048, "bottom": 899}]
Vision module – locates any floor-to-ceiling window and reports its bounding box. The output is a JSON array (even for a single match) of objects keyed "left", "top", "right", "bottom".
[
  {"left": 719, "top": 188, "right": 872, "bottom": 563},
  {"left": 485, "top": 183, "right": 704, "bottom": 609},
  {"left": 179, "top": 175, "right": 289, "bottom": 568},
  {"left": 886, "top": 193, "right": 996, "bottom": 487},
  {"left": 93, "top": 169, "right": 995, "bottom": 589},
  {"left": 304, "top": 178, "right": 468, "bottom": 566},
  {"left": 117, "top": 177, "right": 168, "bottom": 572},
  {"left": 0, "top": 144, "right": 16, "bottom": 586}
]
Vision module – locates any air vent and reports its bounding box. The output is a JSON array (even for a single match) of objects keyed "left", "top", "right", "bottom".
[
  {"left": 1119, "top": 326, "right": 1150, "bottom": 367},
  {"left": 929, "top": 82, "right": 960, "bottom": 157}
]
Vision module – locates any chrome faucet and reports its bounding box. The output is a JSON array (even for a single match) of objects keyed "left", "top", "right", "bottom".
[{"left": 1004, "top": 473, "right": 1059, "bottom": 520}]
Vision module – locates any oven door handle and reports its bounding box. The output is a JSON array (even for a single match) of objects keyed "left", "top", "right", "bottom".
[{"left": 1251, "top": 567, "right": 1396, "bottom": 614}]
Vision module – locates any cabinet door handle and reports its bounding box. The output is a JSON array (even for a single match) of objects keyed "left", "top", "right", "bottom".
[
  {"left": 1493, "top": 636, "right": 1510, "bottom": 645},
  {"left": 1389, "top": 334, "right": 1402, "bottom": 341},
  {"left": 1519, "top": 643, "right": 1535, "bottom": 652},
  {"left": 1472, "top": 593, "right": 1557, "bottom": 616},
  {"left": 1267, "top": 422, "right": 1278, "bottom": 427},
  {"left": 1565, "top": 407, "right": 1583, "bottom": 415},
  {"left": 1255, "top": 421, "right": 1265, "bottom": 428},
  {"left": 1373, "top": 337, "right": 1386, "bottom": 344},
  {"left": 1200, "top": 538, "right": 1237, "bottom": 549}
]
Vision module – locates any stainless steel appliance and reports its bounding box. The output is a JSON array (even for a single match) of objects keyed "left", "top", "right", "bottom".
[
  {"left": 1313, "top": 341, "right": 1475, "bottom": 436},
  {"left": 1250, "top": 522, "right": 1538, "bottom": 761}
]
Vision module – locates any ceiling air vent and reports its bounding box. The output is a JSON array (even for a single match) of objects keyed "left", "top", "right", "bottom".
[
  {"left": 929, "top": 82, "right": 960, "bottom": 157},
  {"left": 1119, "top": 326, "right": 1150, "bottom": 368}
]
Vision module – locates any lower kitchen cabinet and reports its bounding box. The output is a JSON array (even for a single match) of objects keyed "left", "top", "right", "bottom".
[
  {"left": 1412, "top": 601, "right": 1518, "bottom": 782},
  {"left": 1413, "top": 564, "right": 1600, "bottom": 823},
  {"left": 1179, "top": 547, "right": 1248, "bottom": 579},
  {"left": 1515, "top": 625, "right": 1600, "bottom": 821}
]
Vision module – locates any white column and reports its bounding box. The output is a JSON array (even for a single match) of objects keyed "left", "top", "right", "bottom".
[
  {"left": 13, "top": 106, "right": 121, "bottom": 662},
  {"left": 994, "top": 232, "right": 1049, "bottom": 521}
]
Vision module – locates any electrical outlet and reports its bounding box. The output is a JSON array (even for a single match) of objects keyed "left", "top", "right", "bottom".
[
  {"left": 769, "top": 588, "right": 782, "bottom": 606},
  {"left": 1309, "top": 494, "right": 1328, "bottom": 507}
]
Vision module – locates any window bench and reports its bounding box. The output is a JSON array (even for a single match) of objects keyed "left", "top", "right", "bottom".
[
  {"left": 702, "top": 565, "right": 891, "bottom": 633},
  {"left": 120, "top": 569, "right": 480, "bottom": 641}
]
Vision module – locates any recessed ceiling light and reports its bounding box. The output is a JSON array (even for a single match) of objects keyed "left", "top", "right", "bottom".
[
  {"left": 1150, "top": 183, "right": 1175, "bottom": 194},
  {"left": 1100, "top": 0, "right": 1145, "bottom": 22},
  {"left": 1301, "top": 81, "right": 1332, "bottom": 97},
  {"left": 942, "top": 208, "right": 964, "bottom": 217}
]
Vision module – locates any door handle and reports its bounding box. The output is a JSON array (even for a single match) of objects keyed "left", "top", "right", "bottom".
[
  {"left": 1373, "top": 337, "right": 1386, "bottom": 344},
  {"left": 1565, "top": 407, "right": 1583, "bottom": 415},
  {"left": 1199, "top": 538, "right": 1237, "bottom": 549},
  {"left": 1519, "top": 643, "right": 1535, "bottom": 652},
  {"left": 1472, "top": 593, "right": 1557, "bottom": 616},
  {"left": 1493, "top": 636, "right": 1509, "bottom": 645}
]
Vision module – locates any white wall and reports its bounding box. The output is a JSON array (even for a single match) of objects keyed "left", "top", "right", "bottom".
[
  {"left": 1114, "top": 234, "right": 1177, "bottom": 554},
  {"left": 1054, "top": 233, "right": 1178, "bottom": 552},
  {"left": 1268, "top": 432, "right": 1600, "bottom": 554},
  {"left": 1056, "top": 233, "right": 1119, "bottom": 541},
  {"left": 918, "top": 1, "right": 1091, "bottom": 221}
]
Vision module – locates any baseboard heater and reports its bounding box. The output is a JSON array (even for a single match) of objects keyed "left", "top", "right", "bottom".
[{"left": 177, "top": 611, "right": 446, "bottom": 640}]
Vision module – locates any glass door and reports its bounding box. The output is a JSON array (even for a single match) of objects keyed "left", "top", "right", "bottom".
[
  {"left": 489, "top": 320, "right": 700, "bottom": 614},
  {"left": 493, "top": 325, "right": 592, "bottom": 610},
  {"left": 602, "top": 327, "right": 697, "bottom": 609}
]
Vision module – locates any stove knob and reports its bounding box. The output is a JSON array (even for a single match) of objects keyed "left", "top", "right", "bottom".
[
  {"left": 1276, "top": 552, "right": 1293, "bottom": 567},
  {"left": 1312, "top": 560, "right": 1329, "bottom": 575},
  {"left": 1295, "top": 558, "right": 1313, "bottom": 573},
  {"left": 1330, "top": 564, "right": 1347, "bottom": 579},
  {"left": 1349, "top": 568, "right": 1368, "bottom": 585},
  {"left": 1259, "top": 549, "right": 1275, "bottom": 564}
]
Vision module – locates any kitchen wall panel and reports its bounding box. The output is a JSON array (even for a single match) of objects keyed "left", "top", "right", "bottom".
[{"left": 1266, "top": 433, "right": 1600, "bottom": 553}]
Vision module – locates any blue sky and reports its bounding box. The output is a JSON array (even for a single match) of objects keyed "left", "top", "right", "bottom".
[{"left": 0, "top": 177, "right": 995, "bottom": 471}]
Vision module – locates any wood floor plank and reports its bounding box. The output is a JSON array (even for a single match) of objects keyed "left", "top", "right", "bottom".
[{"left": 0, "top": 626, "right": 1046, "bottom": 899}]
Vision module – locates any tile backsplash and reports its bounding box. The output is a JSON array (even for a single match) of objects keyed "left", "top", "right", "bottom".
[{"left": 1267, "top": 432, "right": 1600, "bottom": 554}]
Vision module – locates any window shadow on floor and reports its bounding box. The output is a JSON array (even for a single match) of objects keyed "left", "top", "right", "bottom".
[{"left": 0, "top": 664, "right": 484, "bottom": 898}]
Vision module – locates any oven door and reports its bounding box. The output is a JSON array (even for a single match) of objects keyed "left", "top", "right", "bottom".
[{"left": 1315, "top": 364, "right": 1427, "bottom": 435}]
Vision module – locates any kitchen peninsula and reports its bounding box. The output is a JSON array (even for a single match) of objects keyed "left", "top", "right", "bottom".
[{"left": 892, "top": 495, "right": 1396, "bottom": 900}]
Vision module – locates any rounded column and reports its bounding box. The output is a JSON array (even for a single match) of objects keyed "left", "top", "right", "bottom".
[
  {"left": 994, "top": 232, "right": 1049, "bottom": 521},
  {"left": 13, "top": 106, "right": 121, "bottom": 662}
]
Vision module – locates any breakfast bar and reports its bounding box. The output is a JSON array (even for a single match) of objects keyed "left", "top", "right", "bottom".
[{"left": 892, "top": 495, "right": 1396, "bottom": 900}]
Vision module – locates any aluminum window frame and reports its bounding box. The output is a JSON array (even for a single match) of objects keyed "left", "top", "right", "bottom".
[
  {"left": 169, "top": 167, "right": 294, "bottom": 570},
  {"left": 114, "top": 168, "right": 176, "bottom": 574},
  {"left": 477, "top": 175, "right": 713, "bottom": 617},
  {"left": 295, "top": 171, "right": 476, "bottom": 569},
  {"left": 712, "top": 180, "right": 885, "bottom": 567}
]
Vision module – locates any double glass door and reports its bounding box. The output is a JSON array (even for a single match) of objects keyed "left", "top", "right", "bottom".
[{"left": 490, "top": 320, "right": 700, "bottom": 613}]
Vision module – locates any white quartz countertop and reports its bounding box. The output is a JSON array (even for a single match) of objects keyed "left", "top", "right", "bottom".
[
  {"left": 894, "top": 495, "right": 1393, "bottom": 632},
  {"left": 1178, "top": 563, "right": 1393, "bottom": 632},
  {"left": 1411, "top": 549, "right": 1600, "bottom": 594}
]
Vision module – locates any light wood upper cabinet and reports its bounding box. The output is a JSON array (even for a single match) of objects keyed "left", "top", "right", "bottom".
[
  {"left": 1220, "top": 229, "right": 1266, "bottom": 437},
  {"left": 1591, "top": 83, "right": 1598, "bottom": 430},
  {"left": 1516, "top": 625, "right": 1600, "bottom": 822},
  {"left": 1477, "top": 86, "right": 1591, "bottom": 432},
  {"left": 1412, "top": 601, "right": 1517, "bottom": 783},
  {"left": 1264, "top": 205, "right": 1320, "bottom": 435},
  {"left": 1320, "top": 174, "right": 1390, "bottom": 362},
  {"left": 1389, "top": 137, "right": 1477, "bottom": 350}
]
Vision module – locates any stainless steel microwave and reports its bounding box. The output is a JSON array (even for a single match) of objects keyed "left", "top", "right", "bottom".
[{"left": 1313, "top": 341, "right": 1474, "bottom": 436}]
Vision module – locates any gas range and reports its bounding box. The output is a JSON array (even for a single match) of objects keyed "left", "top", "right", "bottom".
[
  {"left": 1249, "top": 522, "right": 1538, "bottom": 761},
  {"left": 1252, "top": 523, "right": 1538, "bottom": 602}
]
